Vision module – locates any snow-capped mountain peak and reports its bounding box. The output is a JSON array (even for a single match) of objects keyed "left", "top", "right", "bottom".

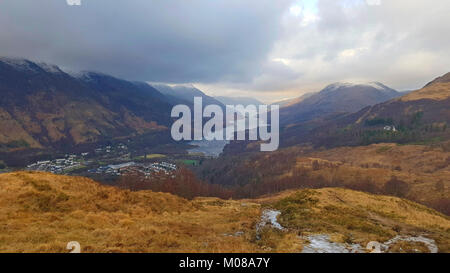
[
  {"left": 0, "top": 57, "right": 63, "bottom": 74},
  {"left": 325, "top": 81, "right": 391, "bottom": 92}
]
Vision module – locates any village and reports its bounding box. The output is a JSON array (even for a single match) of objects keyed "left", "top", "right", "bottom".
[
  {"left": 25, "top": 142, "right": 179, "bottom": 179},
  {"left": 87, "top": 161, "right": 177, "bottom": 177},
  {"left": 26, "top": 154, "right": 84, "bottom": 174}
]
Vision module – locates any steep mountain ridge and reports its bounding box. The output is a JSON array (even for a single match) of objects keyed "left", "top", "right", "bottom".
[
  {"left": 400, "top": 82, "right": 450, "bottom": 102},
  {"left": 0, "top": 57, "right": 176, "bottom": 154},
  {"left": 424, "top": 72, "right": 450, "bottom": 87},
  {"left": 278, "top": 73, "right": 450, "bottom": 148}
]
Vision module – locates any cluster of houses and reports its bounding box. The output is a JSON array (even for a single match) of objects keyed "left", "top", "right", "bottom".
[
  {"left": 88, "top": 161, "right": 177, "bottom": 177},
  {"left": 24, "top": 142, "right": 178, "bottom": 179},
  {"left": 26, "top": 155, "right": 82, "bottom": 174},
  {"left": 95, "top": 143, "right": 128, "bottom": 155},
  {"left": 93, "top": 143, "right": 131, "bottom": 162}
]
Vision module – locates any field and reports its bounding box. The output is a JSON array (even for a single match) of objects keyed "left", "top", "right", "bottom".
[
  {"left": 181, "top": 160, "right": 200, "bottom": 166},
  {"left": 134, "top": 154, "right": 167, "bottom": 160}
]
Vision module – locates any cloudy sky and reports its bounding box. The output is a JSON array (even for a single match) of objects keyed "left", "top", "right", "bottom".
[{"left": 0, "top": 0, "right": 449, "bottom": 102}]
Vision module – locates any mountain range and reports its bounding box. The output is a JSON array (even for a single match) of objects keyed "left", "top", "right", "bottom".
[
  {"left": 0, "top": 58, "right": 448, "bottom": 253},
  {"left": 282, "top": 73, "right": 450, "bottom": 148},
  {"left": 0, "top": 57, "right": 178, "bottom": 155},
  {"left": 1, "top": 56, "right": 448, "bottom": 163},
  {"left": 221, "top": 72, "right": 449, "bottom": 154}
]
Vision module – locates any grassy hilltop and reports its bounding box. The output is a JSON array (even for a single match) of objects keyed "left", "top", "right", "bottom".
[{"left": 0, "top": 172, "right": 448, "bottom": 253}]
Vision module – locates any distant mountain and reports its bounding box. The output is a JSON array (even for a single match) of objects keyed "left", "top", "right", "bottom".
[
  {"left": 280, "top": 82, "right": 401, "bottom": 125},
  {"left": 224, "top": 76, "right": 449, "bottom": 153},
  {"left": 283, "top": 73, "right": 450, "bottom": 148},
  {"left": 152, "top": 84, "right": 225, "bottom": 108},
  {"left": 0, "top": 57, "right": 177, "bottom": 156},
  {"left": 214, "top": 96, "right": 263, "bottom": 106},
  {"left": 272, "top": 92, "right": 315, "bottom": 108}
]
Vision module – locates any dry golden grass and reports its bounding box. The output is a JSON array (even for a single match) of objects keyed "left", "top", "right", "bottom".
[
  {"left": 308, "top": 143, "right": 450, "bottom": 175},
  {"left": 257, "top": 188, "right": 450, "bottom": 252},
  {"left": 0, "top": 172, "right": 449, "bottom": 253},
  {"left": 289, "top": 143, "right": 450, "bottom": 209},
  {"left": 400, "top": 82, "right": 450, "bottom": 102},
  {"left": 0, "top": 172, "right": 261, "bottom": 253}
]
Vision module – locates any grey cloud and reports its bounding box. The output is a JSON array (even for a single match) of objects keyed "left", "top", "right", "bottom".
[
  {"left": 0, "top": 0, "right": 291, "bottom": 83},
  {"left": 0, "top": 0, "right": 449, "bottom": 101},
  {"left": 269, "top": 0, "right": 450, "bottom": 96}
]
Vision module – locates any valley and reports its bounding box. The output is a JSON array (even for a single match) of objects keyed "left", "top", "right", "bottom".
[
  {"left": 197, "top": 142, "right": 450, "bottom": 215},
  {"left": 1, "top": 0, "right": 450, "bottom": 260}
]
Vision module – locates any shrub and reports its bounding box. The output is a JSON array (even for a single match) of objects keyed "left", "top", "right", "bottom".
[{"left": 383, "top": 176, "right": 410, "bottom": 198}]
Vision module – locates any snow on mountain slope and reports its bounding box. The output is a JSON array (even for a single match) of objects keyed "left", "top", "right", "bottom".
[
  {"left": 0, "top": 57, "right": 63, "bottom": 74},
  {"left": 280, "top": 81, "right": 401, "bottom": 125}
]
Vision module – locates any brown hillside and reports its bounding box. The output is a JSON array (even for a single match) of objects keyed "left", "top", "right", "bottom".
[
  {"left": 0, "top": 58, "right": 174, "bottom": 154},
  {"left": 295, "top": 143, "right": 450, "bottom": 214},
  {"left": 209, "top": 143, "right": 450, "bottom": 215},
  {"left": 401, "top": 82, "right": 450, "bottom": 102}
]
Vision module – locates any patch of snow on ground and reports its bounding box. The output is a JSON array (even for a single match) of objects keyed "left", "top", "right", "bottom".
[
  {"left": 301, "top": 235, "right": 364, "bottom": 253},
  {"left": 301, "top": 234, "right": 438, "bottom": 253},
  {"left": 257, "top": 210, "right": 285, "bottom": 232},
  {"left": 382, "top": 236, "right": 438, "bottom": 253}
]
